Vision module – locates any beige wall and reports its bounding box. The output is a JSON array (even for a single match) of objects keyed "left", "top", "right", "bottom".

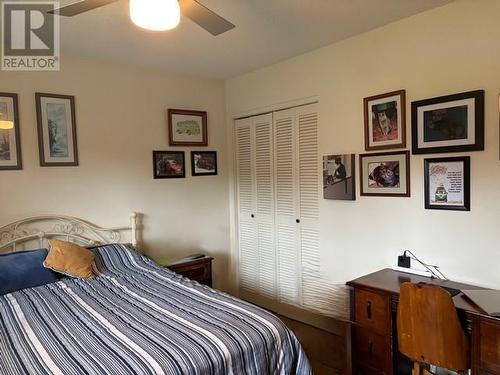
[
  {"left": 226, "top": 0, "right": 500, "bottom": 289},
  {"left": 0, "top": 56, "right": 231, "bottom": 290}
]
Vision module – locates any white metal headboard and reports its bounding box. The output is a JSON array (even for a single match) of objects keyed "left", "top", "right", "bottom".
[{"left": 0, "top": 212, "right": 138, "bottom": 253}]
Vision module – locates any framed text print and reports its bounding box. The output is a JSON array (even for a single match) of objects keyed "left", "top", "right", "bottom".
[{"left": 424, "top": 156, "right": 470, "bottom": 211}]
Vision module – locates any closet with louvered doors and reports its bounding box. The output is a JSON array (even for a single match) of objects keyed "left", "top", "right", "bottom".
[{"left": 235, "top": 103, "right": 320, "bottom": 310}]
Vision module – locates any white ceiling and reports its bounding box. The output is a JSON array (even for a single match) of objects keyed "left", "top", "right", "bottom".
[{"left": 59, "top": 0, "right": 453, "bottom": 79}]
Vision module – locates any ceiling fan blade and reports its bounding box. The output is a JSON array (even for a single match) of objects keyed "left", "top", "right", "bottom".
[
  {"left": 179, "top": 0, "right": 235, "bottom": 36},
  {"left": 49, "top": 0, "right": 119, "bottom": 17}
]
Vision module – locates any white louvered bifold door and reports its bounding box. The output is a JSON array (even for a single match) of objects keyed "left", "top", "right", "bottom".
[
  {"left": 235, "top": 118, "right": 258, "bottom": 292},
  {"left": 254, "top": 114, "right": 276, "bottom": 299},
  {"left": 236, "top": 114, "right": 276, "bottom": 297},
  {"left": 295, "top": 105, "right": 324, "bottom": 311},
  {"left": 273, "top": 108, "right": 301, "bottom": 305}
]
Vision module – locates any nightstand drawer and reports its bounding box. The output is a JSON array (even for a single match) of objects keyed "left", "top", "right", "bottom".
[
  {"left": 173, "top": 265, "right": 209, "bottom": 282},
  {"left": 167, "top": 257, "right": 213, "bottom": 287}
]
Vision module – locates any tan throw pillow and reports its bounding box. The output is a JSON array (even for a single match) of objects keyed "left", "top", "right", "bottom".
[{"left": 44, "top": 240, "right": 95, "bottom": 278}]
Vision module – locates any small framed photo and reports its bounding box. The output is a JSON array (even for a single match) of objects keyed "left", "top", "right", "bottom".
[
  {"left": 153, "top": 151, "right": 185, "bottom": 179},
  {"left": 0, "top": 93, "right": 22, "bottom": 170},
  {"left": 168, "top": 109, "right": 208, "bottom": 146},
  {"left": 191, "top": 151, "right": 217, "bottom": 176},
  {"left": 323, "top": 154, "right": 355, "bottom": 200},
  {"left": 424, "top": 156, "right": 470, "bottom": 211},
  {"left": 412, "top": 90, "right": 484, "bottom": 154},
  {"left": 364, "top": 90, "right": 406, "bottom": 151},
  {"left": 359, "top": 151, "right": 410, "bottom": 197},
  {"left": 36, "top": 93, "right": 78, "bottom": 167}
]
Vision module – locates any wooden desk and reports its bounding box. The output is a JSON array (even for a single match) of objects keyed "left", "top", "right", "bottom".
[{"left": 347, "top": 269, "right": 500, "bottom": 375}]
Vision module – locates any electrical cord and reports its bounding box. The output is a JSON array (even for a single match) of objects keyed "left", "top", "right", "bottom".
[{"left": 403, "top": 250, "right": 448, "bottom": 280}]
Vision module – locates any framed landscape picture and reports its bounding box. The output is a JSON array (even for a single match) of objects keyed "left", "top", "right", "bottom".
[
  {"left": 0, "top": 93, "right": 22, "bottom": 170},
  {"left": 36, "top": 93, "right": 78, "bottom": 167},
  {"left": 323, "top": 154, "right": 355, "bottom": 200},
  {"left": 153, "top": 151, "right": 185, "bottom": 179},
  {"left": 424, "top": 156, "right": 470, "bottom": 211},
  {"left": 364, "top": 90, "right": 406, "bottom": 151},
  {"left": 168, "top": 109, "right": 208, "bottom": 146},
  {"left": 359, "top": 151, "right": 410, "bottom": 197},
  {"left": 412, "top": 90, "right": 484, "bottom": 154},
  {"left": 191, "top": 151, "right": 217, "bottom": 176}
]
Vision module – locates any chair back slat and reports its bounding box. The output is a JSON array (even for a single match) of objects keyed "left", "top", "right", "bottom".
[{"left": 397, "top": 282, "right": 470, "bottom": 371}]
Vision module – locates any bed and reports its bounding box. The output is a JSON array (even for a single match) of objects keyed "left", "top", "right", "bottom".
[{"left": 0, "top": 214, "right": 311, "bottom": 375}]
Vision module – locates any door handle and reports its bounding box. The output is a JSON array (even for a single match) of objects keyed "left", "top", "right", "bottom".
[
  {"left": 251, "top": 214, "right": 255, "bottom": 218},
  {"left": 296, "top": 219, "right": 300, "bottom": 224},
  {"left": 368, "top": 339, "right": 374, "bottom": 358}
]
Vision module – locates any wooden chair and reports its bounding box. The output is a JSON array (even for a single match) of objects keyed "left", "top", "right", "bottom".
[{"left": 397, "top": 282, "right": 470, "bottom": 375}]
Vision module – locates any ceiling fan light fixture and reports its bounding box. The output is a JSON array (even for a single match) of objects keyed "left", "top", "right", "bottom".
[{"left": 130, "top": 0, "right": 180, "bottom": 31}]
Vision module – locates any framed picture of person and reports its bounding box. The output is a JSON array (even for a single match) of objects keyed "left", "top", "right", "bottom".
[
  {"left": 0, "top": 93, "right": 22, "bottom": 170},
  {"left": 153, "top": 151, "right": 185, "bottom": 179},
  {"left": 168, "top": 109, "right": 208, "bottom": 146},
  {"left": 424, "top": 156, "right": 470, "bottom": 211},
  {"left": 359, "top": 151, "right": 410, "bottom": 197},
  {"left": 323, "top": 154, "right": 355, "bottom": 200},
  {"left": 412, "top": 90, "right": 484, "bottom": 154},
  {"left": 364, "top": 90, "right": 406, "bottom": 151},
  {"left": 36, "top": 93, "right": 78, "bottom": 167}
]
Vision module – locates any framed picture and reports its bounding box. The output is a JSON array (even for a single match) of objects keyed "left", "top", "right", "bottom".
[
  {"left": 153, "top": 151, "right": 185, "bottom": 179},
  {"left": 168, "top": 109, "right": 208, "bottom": 146},
  {"left": 323, "top": 154, "right": 355, "bottom": 200},
  {"left": 0, "top": 93, "right": 22, "bottom": 170},
  {"left": 36, "top": 93, "right": 78, "bottom": 167},
  {"left": 412, "top": 90, "right": 484, "bottom": 154},
  {"left": 359, "top": 151, "right": 410, "bottom": 197},
  {"left": 364, "top": 90, "right": 406, "bottom": 151},
  {"left": 424, "top": 156, "right": 470, "bottom": 211},
  {"left": 191, "top": 151, "right": 217, "bottom": 176}
]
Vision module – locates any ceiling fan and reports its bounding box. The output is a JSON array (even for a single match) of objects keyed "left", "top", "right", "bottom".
[{"left": 50, "top": 0, "right": 235, "bottom": 36}]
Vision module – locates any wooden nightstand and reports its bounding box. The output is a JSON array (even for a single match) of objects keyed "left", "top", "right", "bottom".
[{"left": 167, "top": 256, "right": 213, "bottom": 287}]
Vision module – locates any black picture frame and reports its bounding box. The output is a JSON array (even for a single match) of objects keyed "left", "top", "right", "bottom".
[
  {"left": 153, "top": 151, "right": 185, "bottom": 179},
  {"left": 424, "top": 156, "right": 470, "bottom": 211},
  {"left": 411, "top": 90, "right": 484, "bottom": 154},
  {"left": 191, "top": 151, "right": 217, "bottom": 176},
  {"left": 0, "top": 92, "right": 22, "bottom": 170}
]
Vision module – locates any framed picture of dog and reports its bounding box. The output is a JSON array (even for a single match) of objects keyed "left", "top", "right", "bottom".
[
  {"left": 359, "top": 151, "right": 410, "bottom": 197},
  {"left": 411, "top": 90, "right": 484, "bottom": 154},
  {"left": 364, "top": 90, "right": 406, "bottom": 151}
]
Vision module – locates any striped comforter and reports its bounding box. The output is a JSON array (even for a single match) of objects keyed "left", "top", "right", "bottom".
[{"left": 0, "top": 244, "right": 311, "bottom": 375}]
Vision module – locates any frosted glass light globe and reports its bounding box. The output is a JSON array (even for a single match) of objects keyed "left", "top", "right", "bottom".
[{"left": 130, "top": 0, "right": 180, "bottom": 31}]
